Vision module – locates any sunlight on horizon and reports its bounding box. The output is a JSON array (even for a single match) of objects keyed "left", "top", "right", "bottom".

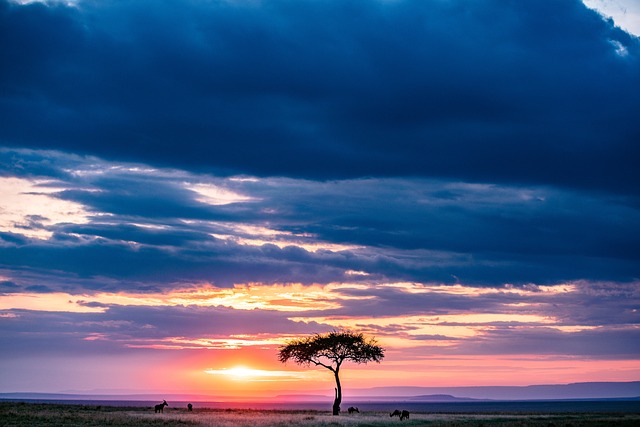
[{"left": 204, "top": 366, "right": 315, "bottom": 382}]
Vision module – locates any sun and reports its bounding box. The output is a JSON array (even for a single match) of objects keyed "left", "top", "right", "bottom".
[
  {"left": 225, "top": 366, "right": 254, "bottom": 379},
  {"left": 204, "top": 366, "right": 313, "bottom": 382},
  {"left": 205, "top": 366, "right": 271, "bottom": 381}
]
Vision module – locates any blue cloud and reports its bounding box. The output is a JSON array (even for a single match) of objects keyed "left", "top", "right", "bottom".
[
  {"left": 1, "top": 148, "right": 639, "bottom": 288},
  {"left": 1, "top": 0, "right": 638, "bottom": 194}
]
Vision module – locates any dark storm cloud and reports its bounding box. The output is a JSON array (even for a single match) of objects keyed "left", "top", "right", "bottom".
[
  {"left": 0, "top": 238, "right": 356, "bottom": 289},
  {"left": 0, "top": 232, "right": 29, "bottom": 246},
  {"left": 1, "top": 148, "right": 639, "bottom": 289},
  {"left": 246, "top": 179, "right": 640, "bottom": 283},
  {"left": 0, "top": 279, "right": 20, "bottom": 292},
  {"left": 1, "top": 0, "right": 639, "bottom": 194}
]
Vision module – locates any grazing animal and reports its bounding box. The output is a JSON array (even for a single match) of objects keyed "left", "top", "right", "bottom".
[
  {"left": 347, "top": 406, "right": 359, "bottom": 414},
  {"left": 154, "top": 400, "right": 168, "bottom": 413},
  {"left": 390, "top": 409, "right": 410, "bottom": 420},
  {"left": 187, "top": 403, "right": 193, "bottom": 411}
]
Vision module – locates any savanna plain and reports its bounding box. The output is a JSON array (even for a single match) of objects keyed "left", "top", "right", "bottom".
[{"left": 2, "top": 402, "right": 640, "bottom": 427}]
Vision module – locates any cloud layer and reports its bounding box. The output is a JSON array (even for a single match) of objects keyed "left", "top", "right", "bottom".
[
  {"left": 1, "top": 0, "right": 639, "bottom": 192},
  {"left": 2, "top": 148, "right": 638, "bottom": 290}
]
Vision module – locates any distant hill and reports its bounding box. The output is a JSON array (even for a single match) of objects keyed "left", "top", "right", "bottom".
[
  {"left": 1, "top": 381, "right": 638, "bottom": 403},
  {"left": 408, "top": 394, "right": 479, "bottom": 402},
  {"left": 356, "top": 381, "right": 640, "bottom": 401}
]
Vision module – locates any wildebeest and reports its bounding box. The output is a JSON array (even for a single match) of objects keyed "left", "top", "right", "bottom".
[
  {"left": 154, "top": 400, "right": 168, "bottom": 413},
  {"left": 187, "top": 403, "right": 193, "bottom": 411},
  {"left": 347, "top": 406, "right": 359, "bottom": 414},
  {"left": 390, "top": 409, "right": 410, "bottom": 420}
]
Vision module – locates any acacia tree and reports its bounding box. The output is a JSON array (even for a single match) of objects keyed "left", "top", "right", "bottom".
[{"left": 278, "top": 330, "right": 384, "bottom": 415}]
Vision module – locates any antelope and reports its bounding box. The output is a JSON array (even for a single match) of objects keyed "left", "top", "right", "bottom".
[
  {"left": 154, "top": 400, "right": 168, "bottom": 413},
  {"left": 390, "top": 409, "right": 410, "bottom": 420}
]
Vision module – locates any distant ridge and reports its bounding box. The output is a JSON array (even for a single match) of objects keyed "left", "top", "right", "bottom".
[
  {"left": 408, "top": 394, "right": 479, "bottom": 402},
  {"left": 274, "top": 393, "right": 481, "bottom": 402},
  {"left": 356, "top": 381, "right": 640, "bottom": 401},
  {"left": 2, "top": 381, "right": 638, "bottom": 402}
]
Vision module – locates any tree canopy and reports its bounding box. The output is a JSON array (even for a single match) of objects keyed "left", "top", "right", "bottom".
[{"left": 278, "top": 330, "right": 384, "bottom": 415}]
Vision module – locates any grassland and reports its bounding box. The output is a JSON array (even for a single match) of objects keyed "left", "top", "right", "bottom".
[{"left": 1, "top": 402, "right": 639, "bottom": 427}]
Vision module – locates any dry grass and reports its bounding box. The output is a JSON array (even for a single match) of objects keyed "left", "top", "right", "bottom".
[{"left": 1, "top": 402, "right": 639, "bottom": 427}]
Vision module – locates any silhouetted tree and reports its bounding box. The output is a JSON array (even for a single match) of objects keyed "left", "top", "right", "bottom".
[{"left": 278, "top": 330, "right": 384, "bottom": 415}]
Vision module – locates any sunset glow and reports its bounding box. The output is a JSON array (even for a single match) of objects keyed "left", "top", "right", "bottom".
[{"left": 204, "top": 367, "right": 312, "bottom": 382}]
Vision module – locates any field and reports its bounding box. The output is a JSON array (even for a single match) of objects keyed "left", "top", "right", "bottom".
[{"left": 1, "top": 402, "right": 640, "bottom": 427}]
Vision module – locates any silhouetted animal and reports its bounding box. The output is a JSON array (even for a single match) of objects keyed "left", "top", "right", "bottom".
[
  {"left": 187, "top": 403, "right": 193, "bottom": 411},
  {"left": 154, "top": 400, "right": 168, "bottom": 413},
  {"left": 390, "top": 409, "right": 410, "bottom": 420},
  {"left": 347, "top": 406, "right": 359, "bottom": 414}
]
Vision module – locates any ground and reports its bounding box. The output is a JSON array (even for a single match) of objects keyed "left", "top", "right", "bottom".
[{"left": 1, "top": 402, "right": 639, "bottom": 427}]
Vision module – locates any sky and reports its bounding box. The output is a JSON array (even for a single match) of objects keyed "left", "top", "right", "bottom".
[{"left": 0, "top": 0, "right": 639, "bottom": 399}]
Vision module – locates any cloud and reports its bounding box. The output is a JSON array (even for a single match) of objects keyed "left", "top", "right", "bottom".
[
  {"left": 2, "top": 280, "right": 637, "bottom": 361},
  {"left": 1, "top": 0, "right": 638, "bottom": 194},
  {"left": 331, "top": 281, "right": 640, "bottom": 327},
  {"left": 0, "top": 303, "right": 332, "bottom": 356},
  {"left": 583, "top": 0, "right": 640, "bottom": 35},
  {"left": 1, "top": 149, "right": 639, "bottom": 291},
  {"left": 453, "top": 325, "right": 640, "bottom": 357}
]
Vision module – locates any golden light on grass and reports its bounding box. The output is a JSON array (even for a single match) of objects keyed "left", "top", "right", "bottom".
[{"left": 6, "top": 402, "right": 639, "bottom": 427}]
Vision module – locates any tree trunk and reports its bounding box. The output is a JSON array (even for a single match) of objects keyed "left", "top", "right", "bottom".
[{"left": 332, "top": 370, "right": 342, "bottom": 415}]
